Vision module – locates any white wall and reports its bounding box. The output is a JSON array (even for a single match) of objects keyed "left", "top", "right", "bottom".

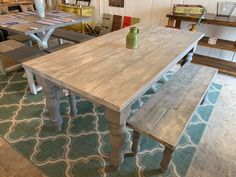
[{"left": 90, "top": 0, "right": 236, "bottom": 61}]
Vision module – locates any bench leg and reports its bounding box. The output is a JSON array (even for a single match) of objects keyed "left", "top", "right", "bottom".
[
  {"left": 126, "top": 131, "right": 141, "bottom": 157},
  {"left": 108, "top": 121, "right": 126, "bottom": 170},
  {"left": 68, "top": 91, "right": 77, "bottom": 118},
  {"left": 132, "top": 131, "right": 141, "bottom": 155},
  {"left": 160, "top": 147, "right": 173, "bottom": 173}
]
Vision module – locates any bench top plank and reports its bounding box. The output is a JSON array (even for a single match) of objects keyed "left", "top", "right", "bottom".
[
  {"left": 128, "top": 63, "right": 218, "bottom": 150},
  {"left": 3, "top": 46, "right": 47, "bottom": 64}
]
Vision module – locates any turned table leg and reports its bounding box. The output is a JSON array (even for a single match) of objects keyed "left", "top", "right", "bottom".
[
  {"left": 105, "top": 106, "right": 131, "bottom": 170},
  {"left": 160, "top": 147, "right": 173, "bottom": 173},
  {"left": 108, "top": 120, "right": 126, "bottom": 169},
  {"left": 36, "top": 75, "right": 63, "bottom": 131}
]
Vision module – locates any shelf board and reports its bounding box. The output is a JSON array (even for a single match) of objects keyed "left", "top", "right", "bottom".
[
  {"left": 198, "top": 37, "right": 236, "bottom": 52},
  {"left": 192, "top": 54, "right": 236, "bottom": 76}
]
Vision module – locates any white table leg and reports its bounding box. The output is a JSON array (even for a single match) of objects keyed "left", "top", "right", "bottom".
[
  {"left": 29, "top": 28, "right": 55, "bottom": 50},
  {"left": 24, "top": 29, "right": 55, "bottom": 94},
  {"left": 24, "top": 68, "right": 38, "bottom": 95}
]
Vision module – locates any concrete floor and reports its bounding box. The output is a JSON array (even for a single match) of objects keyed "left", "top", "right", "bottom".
[
  {"left": 186, "top": 73, "right": 236, "bottom": 177},
  {"left": 0, "top": 73, "right": 235, "bottom": 177}
]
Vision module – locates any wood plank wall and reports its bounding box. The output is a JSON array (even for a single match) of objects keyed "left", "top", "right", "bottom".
[{"left": 90, "top": 0, "right": 236, "bottom": 61}]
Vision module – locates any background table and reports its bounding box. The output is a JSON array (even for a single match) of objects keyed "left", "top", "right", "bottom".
[
  {"left": 23, "top": 26, "right": 203, "bottom": 169},
  {"left": 0, "top": 11, "right": 92, "bottom": 49}
]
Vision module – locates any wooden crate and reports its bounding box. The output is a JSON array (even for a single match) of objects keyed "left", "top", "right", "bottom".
[{"left": 173, "top": 4, "right": 205, "bottom": 15}]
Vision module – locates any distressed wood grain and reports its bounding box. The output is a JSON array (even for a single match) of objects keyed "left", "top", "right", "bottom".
[{"left": 23, "top": 26, "right": 203, "bottom": 112}]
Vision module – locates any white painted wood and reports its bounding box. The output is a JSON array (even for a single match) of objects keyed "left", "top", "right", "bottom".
[{"left": 24, "top": 68, "right": 38, "bottom": 95}]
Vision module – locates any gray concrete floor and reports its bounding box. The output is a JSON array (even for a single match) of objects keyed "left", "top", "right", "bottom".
[{"left": 186, "top": 73, "right": 236, "bottom": 177}]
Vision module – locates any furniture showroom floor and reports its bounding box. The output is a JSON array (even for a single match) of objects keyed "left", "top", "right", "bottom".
[
  {"left": 186, "top": 73, "right": 236, "bottom": 177},
  {"left": 0, "top": 73, "right": 235, "bottom": 177}
]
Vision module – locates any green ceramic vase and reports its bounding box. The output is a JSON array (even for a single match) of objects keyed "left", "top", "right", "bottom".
[{"left": 126, "top": 27, "right": 139, "bottom": 49}]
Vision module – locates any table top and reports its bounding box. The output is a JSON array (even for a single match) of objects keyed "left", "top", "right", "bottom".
[
  {"left": 0, "top": 11, "right": 92, "bottom": 35},
  {"left": 167, "top": 13, "right": 236, "bottom": 27},
  {"left": 23, "top": 26, "right": 203, "bottom": 112}
]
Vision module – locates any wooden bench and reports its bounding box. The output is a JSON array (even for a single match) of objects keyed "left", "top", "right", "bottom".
[
  {"left": 52, "top": 28, "right": 95, "bottom": 44},
  {"left": 0, "top": 40, "right": 25, "bottom": 75},
  {"left": 126, "top": 63, "right": 218, "bottom": 173}
]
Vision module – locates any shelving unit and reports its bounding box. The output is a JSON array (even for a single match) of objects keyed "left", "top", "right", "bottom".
[
  {"left": 166, "top": 12, "right": 236, "bottom": 76},
  {"left": 199, "top": 36, "right": 236, "bottom": 52}
]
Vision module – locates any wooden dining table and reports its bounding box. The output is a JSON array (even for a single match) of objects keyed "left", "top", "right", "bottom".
[{"left": 22, "top": 26, "right": 204, "bottom": 169}]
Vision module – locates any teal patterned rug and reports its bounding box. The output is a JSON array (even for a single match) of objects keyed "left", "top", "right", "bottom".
[{"left": 0, "top": 70, "right": 222, "bottom": 177}]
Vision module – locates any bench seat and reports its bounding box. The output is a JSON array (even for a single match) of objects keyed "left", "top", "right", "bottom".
[
  {"left": 52, "top": 28, "right": 95, "bottom": 43},
  {"left": 44, "top": 43, "right": 74, "bottom": 53},
  {"left": 0, "top": 40, "right": 26, "bottom": 75},
  {"left": 127, "top": 63, "right": 218, "bottom": 172},
  {"left": 3, "top": 46, "right": 46, "bottom": 64}
]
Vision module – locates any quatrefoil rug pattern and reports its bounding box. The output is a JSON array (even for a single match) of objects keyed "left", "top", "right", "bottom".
[{"left": 0, "top": 70, "right": 222, "bottom": 177}]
